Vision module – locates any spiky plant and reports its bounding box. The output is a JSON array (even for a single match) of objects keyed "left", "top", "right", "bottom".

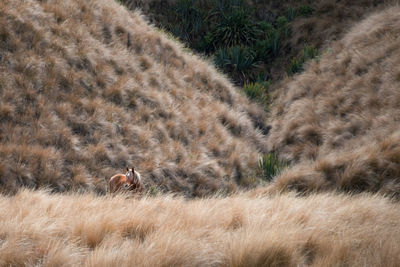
[
  {"left": 210, "top": 7, "right": 259, "bottom": 48},
  {"left": 258, "top": 153, "right": 287, "bottom": 181},
  {"left": 243, "top": 81, "right": 270, "bottom": 103},
  {"left": 287, "top": 45, "right": 318, "bottom": 75},
  {"left": 214, "top": 46, "right": 257, "bottom": 84}
]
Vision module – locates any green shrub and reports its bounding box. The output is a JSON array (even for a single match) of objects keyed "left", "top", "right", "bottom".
[
  {"left": 302, "top": 44, "right": 318, "bottom": 59},
  {"left": 287, "top": 45, "right": 318, "bottom": 75},
  {"left": 258, "top": 21, "right": 274, "bottom": 36},
  {"left": 286, "top": 7, "right": 296, "bottom": 21},
  {"left": 214, "top": 46, "right": 257, "bottom": 83},
  {"left": 253, "top": 19, "right": 290, "bottom": 59},
  {"left": 269, "top": 29, "right": 281, "bottom": 56},
  {"left": 252, "top": 72, "right": 269, "bottom": 83},
  {"left": 173, "top": 0, "right": 204, "bottom": 44},
  {"left": 287, "top": 57, "right": 303, "bottom": 75},
  {"left": 253, "top": 39, "right": 271, "bottom": 62},
  {"left": 258, "top": 153, "right": 287, "bottom": 181},
  {"left": 276, "top": 16, "right": 288, "bottom": 29},
  {"left": 199, "top": 31, "right": 214, "bottom": 52},
  {"left": 243, "top": 81, "right": 270, "bottom": 103},
  {"left": 253, "top": 21, "right": 282, "bottom": 61},
  {"left": 276, "top": 16, "right": 291, "bottom": 39},
  {"left": 297, "top": 4, "right": 314, "bottom": 17},
  {"left": 210, "top": 7, "right": 259, "bottom": 48}
]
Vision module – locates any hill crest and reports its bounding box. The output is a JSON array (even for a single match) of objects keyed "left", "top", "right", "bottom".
[{"left": 0, "top": 0, "right": 268, "bottom": 196}]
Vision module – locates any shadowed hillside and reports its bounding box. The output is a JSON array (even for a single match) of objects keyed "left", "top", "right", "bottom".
[
  {"left": 267, "top": 7, "right": 400, "bottom": 196},
  {"left": 0, "top": 0, "right": 269, "bottom": 196},
  {"left": 122, "top": 0, "right": 396, "bottom": 82},
  {"left": 1, "top": 189, "right": 400, "bottom": 266}
]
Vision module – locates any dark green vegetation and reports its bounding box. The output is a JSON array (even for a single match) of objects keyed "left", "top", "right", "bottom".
[
  {"left": 258, "top": 153, "right": 287, "bottom": 181},
  {"left": 287, "top": 45, "right": 318, "bottom": 75},
  {"left": 120, "top": 0, "right": 316, "bottom": 104}
]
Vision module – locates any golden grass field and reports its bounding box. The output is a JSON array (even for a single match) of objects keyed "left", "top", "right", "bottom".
[
  {"left": 1, "top": 0, "right": 400, "bottom": 266},
  {"left": 1, "top": 189, "right": 400, "bottom": 266}
]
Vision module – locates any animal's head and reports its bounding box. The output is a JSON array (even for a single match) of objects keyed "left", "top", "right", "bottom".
[
  {"left": 125, "top": 167, "right": 135, "bottom": 184},
  {"left": 124, "top": 167, "right": 142, "bottom": 192}
]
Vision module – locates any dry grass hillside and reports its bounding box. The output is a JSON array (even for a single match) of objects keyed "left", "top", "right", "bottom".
[
  {"left": 0, "top": 0, "right": 270, "bottom": 196},
  {"left": 1, "top": 189, "right": 400, "bottom": 266},
  {"left": 2, "top": 2, "right": 400, "bottom": 266},
  {"left": 276, "top": 0, "right": 396, "bottom": 80},
  {"left": 250, "top": 0, "right": 397, "bottom": 80},
  {"left": 267, "top": 7, "right": 400, "bottom": 196}
]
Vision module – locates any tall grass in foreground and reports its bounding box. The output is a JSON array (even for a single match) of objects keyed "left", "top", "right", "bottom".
[{"left": 1, "top": 189, "right": 400, "bottom": 266}]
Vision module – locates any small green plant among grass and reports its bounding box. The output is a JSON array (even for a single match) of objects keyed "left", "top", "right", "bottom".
[
  {"left": 297, "top": 4, "right": 314, "bottom": 17},
  {"left": 243, "top": 81, "right": 270, "bottom": 103},
  {"left": 258, "top": 153, "right": 287, "bottom": 181},
  {"left": 287, "top": 45, "right": 318, "bottom": 75}
]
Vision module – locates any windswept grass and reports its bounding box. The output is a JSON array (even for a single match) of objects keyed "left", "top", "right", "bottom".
[
  {"left": 267, "top": 7, "right": 400, "bottom": 197},
  {"left": 0, "top": 0, "right": 270, "bottom": 196},
  {"left": 1, "top": 1, "right": 400, "bottom": 266},
  {"left": 1, "top": 189, "right": 400, "bottom": 266}
]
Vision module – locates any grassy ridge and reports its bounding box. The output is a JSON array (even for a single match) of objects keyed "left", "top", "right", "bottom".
[
  {"left": 1, "top": 189, "right": 400, "bottom": 266},
  {"left": 267, "top": 7, "right": 400, "bottom": 196},
  {"left": 0, "top": 0, "right": 269, "bottom": 196}
]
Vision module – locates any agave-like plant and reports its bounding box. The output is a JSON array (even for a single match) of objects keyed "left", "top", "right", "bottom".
[
  {"left": 210, "top": 7, "right": 260, "bottom": 48},
  {"left": 173, "top": 0, "right": 204, "bottom": 44},
  {"left": 214, "top": 46, "right": 258, "bottom": 84},
  {"left": 268, "top": 29, "right": 281, "bottom": 57},
  {"left": 253, "top": 39, "right": 272, "bottom": 62},
  {"left": 286, "top": 7, "right": 296, "bottom": 22}
]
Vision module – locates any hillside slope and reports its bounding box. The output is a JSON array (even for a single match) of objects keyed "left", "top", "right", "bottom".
[
  {"left": 0, "top": 0, "right": 269, "bottom": 196},
  {"left": 123, "top": 0, "right": 396, "bottom": 82},
  {"left": 1, "top": 189, "right": 400, "bottom": 266},
  {"left": 267, "top": 7, "right": 400, "bottom": 196}
]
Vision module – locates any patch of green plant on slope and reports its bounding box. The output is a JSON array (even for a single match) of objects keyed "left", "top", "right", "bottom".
[
  {"left": 258, "top": 153, "right": 287, "bottom": 182},
  {"left": 287, "top": 45, "right": 318, "bottom": 75}
]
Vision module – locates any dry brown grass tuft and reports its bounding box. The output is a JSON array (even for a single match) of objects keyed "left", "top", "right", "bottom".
[
  {"left": 267, "top": 7, "right": 400, "bottom": 197},
  {"left": 1, "top": 189, "right": 400, "bottom": 266},
  {"left": 288, "top": 0, "right": 396, "bottom": 53},
  {"left": 254, "top": 0, "right": 397, "bottom": 80},
  {"left": 0, "top": 0, "right": 269, "bottom": 196}
]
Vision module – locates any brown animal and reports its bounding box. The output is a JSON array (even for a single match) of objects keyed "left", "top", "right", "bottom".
[{"left": 108, "top": 167, "right": 142, "bottom": 194}]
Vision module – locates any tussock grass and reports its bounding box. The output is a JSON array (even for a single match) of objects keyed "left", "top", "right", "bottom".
[
  {"left": 0, "top": 0, "right": 269, "bottom": 196},
  {"left": 2, "top": 2, "right": 400, "bottom": 264},
  {"left": 268, "top": 7, "right": 400, "bottom": 196},
  {"left": 1, "top": 189, "right": 400, "bottom": 266}
]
